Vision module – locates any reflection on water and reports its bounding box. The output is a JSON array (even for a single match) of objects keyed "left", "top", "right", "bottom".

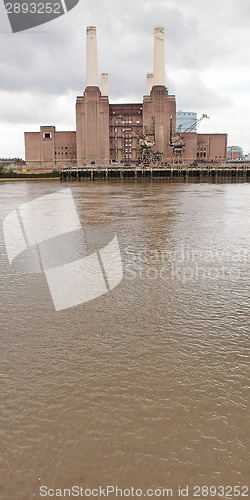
[{"left": 0, "top": 180, "right": 249, "bottom": 499}]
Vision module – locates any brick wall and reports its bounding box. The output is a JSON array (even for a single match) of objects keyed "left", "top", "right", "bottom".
[
  {"left": 197, "top": 134, "right": 227, "bottom": 162},
  {"left": 25, "top": 127, "right": 76, "bottom": 170}
]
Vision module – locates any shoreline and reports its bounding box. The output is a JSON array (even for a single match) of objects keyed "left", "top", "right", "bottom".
[
  {"left": 0, "top": 177, "right": 60, "bottom": 181},
  {"left": 1, "top": 177, "right": 249, "bottom": 185}
]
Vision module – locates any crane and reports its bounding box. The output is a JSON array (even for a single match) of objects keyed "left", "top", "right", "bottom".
[
  {"left": 170, "top": 114, "right": 209, "bottom": 164},
  {"left": 116, "top": 115, "right": 161, "bottom": 167},
  {"left": 130, "top": 122, "right": 158, "bottom": 167},
  {"left": 129, "top": 117, "right": 164, "bottom": 167}
]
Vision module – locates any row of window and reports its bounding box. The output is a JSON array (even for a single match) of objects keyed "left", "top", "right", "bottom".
[
  {"left": 112, "top": 109, "right": 142, "bottom": 115},
  {"left": 113, "top": 121, "right": 141, "bottom": 126},
  {"left": 197, "top": 153, "right": 222, "bottom": 159},
  {"left": 55, "top": 151, "right": 76, "bottom": 156},
  {"left": 111, "top": 147, "right": 135, "bottom": 150},
  {"left": 112, "top": 132, "right": 134, "bottom": 138}
]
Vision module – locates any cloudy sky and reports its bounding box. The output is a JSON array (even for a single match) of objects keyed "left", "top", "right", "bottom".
[{"left": 0, "top": 0, "right": 250, "bottom": 158}]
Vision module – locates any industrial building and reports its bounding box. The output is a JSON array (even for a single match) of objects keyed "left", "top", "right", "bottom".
[{"left": 25, "top": 26, "right": 227, "bottom": 170}]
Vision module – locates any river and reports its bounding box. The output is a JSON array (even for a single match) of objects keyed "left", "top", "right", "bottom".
[{"left": 0, "top": 179, "right": 249, "bottom": 500}]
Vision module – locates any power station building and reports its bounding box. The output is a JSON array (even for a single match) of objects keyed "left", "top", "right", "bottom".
[{"left": 25, "top": 26, "right": 227, "bottom": 170}]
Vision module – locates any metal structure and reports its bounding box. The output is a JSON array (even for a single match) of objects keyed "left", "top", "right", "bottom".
[
  {"left": 132, "top": 124, "right": 155, "bottom": 167},
  {"left": 128, "top": 118, "right": 164, "bottom": 168},
  {"left": 170, "top": 114, "right": 209, "bottom": 164},
  {"left": 116, "top": 115, "right": 163, "bottom": 168}
]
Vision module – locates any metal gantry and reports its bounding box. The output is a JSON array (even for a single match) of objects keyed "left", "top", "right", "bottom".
[{"left": 170, "top": 114, "right": 210, "bottom": 164}]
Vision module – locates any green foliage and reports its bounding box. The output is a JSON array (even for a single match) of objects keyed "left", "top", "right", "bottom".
[{"left": 0, "top": 169, "right": 60, "bottom": 178}]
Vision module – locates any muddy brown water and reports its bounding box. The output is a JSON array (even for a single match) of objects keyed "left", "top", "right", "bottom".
[{"left": 0, "top": 180, "right": 249, "bottom": 499}]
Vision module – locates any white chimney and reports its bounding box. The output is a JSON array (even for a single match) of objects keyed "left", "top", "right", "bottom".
[
  {"left": 101, "top": 73, "right": 109, "bottom": 96},
  {"left": 86, "top": 26, "right": 98, "bottom": 87},
  {"left": 153, "top": 26, "right": 165, "bottom": 86},
  {"left": 146, "top": 73, "right": 153, "bottom": 95}
]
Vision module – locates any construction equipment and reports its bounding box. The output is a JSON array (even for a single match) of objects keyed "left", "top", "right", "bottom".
[
  {"left": 136, "top": 127, "right": 155, "bottom": 168},
  {"left": 170, "top": 114, "right": 209, "bottom": 164},
  {"left": 130, "top": 118, "right": 164, "bottom": 167},
  {"left": 117, "top": 115, "right": 163, "bottom": 168}
]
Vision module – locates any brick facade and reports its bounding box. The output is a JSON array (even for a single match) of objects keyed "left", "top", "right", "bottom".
[
  {"left": 197, "top": 134, "right": 227, "bottom": 162},
  {"left": 25, "top": 126, "right": 77, "bottom": 170},
  {"left": 25, "top": 91, "right": 227, "bottom": 169},
  {"left": 24, "top": 25, "right": 228, "bottom": 170}
]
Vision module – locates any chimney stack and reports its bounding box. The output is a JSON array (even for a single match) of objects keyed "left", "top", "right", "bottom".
[
  {"left": 146, "top": 73, "right": 153, "bottom": 95},
  {"left": 101, "top": 73, "right": 109, "bottom": 96},
  {"left": 153, "top": 26, "right": 165, "bottom": 87},
  {"left": 86, "top": 26, "right": 98, "bottom": 87}
]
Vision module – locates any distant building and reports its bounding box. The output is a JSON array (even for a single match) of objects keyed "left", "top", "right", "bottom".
[
  {"left": 0, "top": 158, "right": 24, "bottom": 166},
  {"left": 227, "top": 146, "right": 244, "bottom": 161},
  {"left": 25, "top": 26, "right": 227, "bottom": 169},
  {"left": 176, "top": 111, "right": 197, "bottom": 133}
]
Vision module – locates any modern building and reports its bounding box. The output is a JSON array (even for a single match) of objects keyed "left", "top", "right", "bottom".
[
  {"left": 25, "top": 26, "right": 227, "bottom": 169},
  {"left": 176, "top": 111, "right": 197, "bottom": 133},
  {"left": 227, "top": 146, "right": 244, "bottom": 161}
]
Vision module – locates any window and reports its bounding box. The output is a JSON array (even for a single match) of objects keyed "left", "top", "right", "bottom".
[{"left": 43, "top": 132, "right": 51, "bottom": 139}]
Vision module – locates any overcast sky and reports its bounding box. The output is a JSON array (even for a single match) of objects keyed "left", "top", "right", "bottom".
[{"left": 0, "top": 0, "right": 250, "bottom": 158}]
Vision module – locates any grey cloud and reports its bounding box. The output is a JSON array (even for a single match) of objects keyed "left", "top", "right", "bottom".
[
  {"left": 0, "top": 90, "right": 76, "bottom": 124},
  {"left": 0, "top": 0, "right": 247, "bottom": 98},
  {"left": 174, "top": 74, "right": 233, "bottom": 112},
  {"left": 219, "top": 81, "right": 250, "bottom": 94},
  {"left": 0, "top": 0, "right": 249, "bottom": 152}
]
